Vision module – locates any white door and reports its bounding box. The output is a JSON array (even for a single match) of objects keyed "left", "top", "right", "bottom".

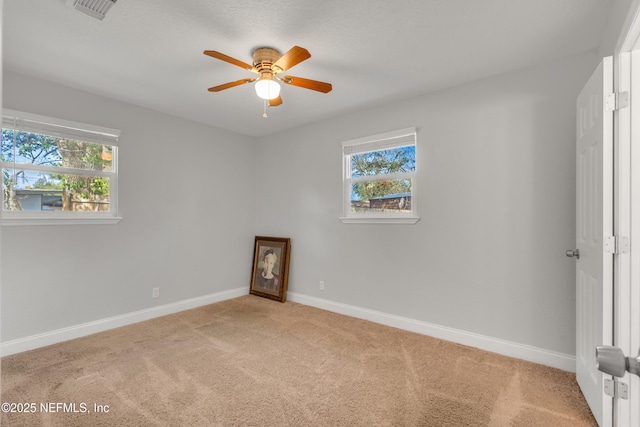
[
  {"left": 619, "top": 47, "right": 640, "bottom": 427},
  {"left": 575, "top": 56, "right": 614, "bottom": 427}
]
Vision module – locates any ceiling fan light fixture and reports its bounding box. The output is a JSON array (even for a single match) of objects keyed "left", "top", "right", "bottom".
[
  {"left": 204, "top": 45, "right": 332, "bottom": 107},
  {"left": 255, "top": 79, "right": 281, "bottom": 100}
]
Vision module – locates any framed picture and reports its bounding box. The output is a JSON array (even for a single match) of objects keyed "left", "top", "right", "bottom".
[{"left": 250, "top": 236, "right": 291, "bottom": 303}]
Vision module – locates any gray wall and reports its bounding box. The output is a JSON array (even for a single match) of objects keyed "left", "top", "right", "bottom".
[
  {"left": 1, "top": 70, "right": 256, "bottom": 341},
  {"left": 0, "top": 49, "right": 607, "bottom": 357},
  {"left": 254, "top": 51, "right": 597, "bottom": 355},
  {"left": 599, "top": 0, "right": 632, "bottom": 58}
]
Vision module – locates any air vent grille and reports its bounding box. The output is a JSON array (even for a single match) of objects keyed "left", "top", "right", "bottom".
[{"left": 71, "top": 0, "right": 117, "bottom": 21}]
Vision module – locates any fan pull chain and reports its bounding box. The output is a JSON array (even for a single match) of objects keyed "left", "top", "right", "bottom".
[{"left": 263, "top": 100, "right": 268, "bottom": 118}]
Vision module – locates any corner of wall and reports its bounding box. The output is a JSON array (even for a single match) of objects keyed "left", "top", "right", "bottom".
[{"left": 598, "top": 0, "right": 634, "bottom": 57}]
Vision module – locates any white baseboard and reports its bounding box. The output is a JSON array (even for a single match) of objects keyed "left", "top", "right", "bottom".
[
  {"left": 1, "top": 287, "right": 248, "bottom": 357},
  {"left": 2, "top": 288, "right": 576, "bottom": 373},
  {"left": 287, "top": 292, "right": 576, "bottom": 372}
]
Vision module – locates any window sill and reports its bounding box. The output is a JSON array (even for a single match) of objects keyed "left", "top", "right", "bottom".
[
  {"left": 339, "top": 216, "right": 420, "bottom": 224},
  {"left": 1, "top": 215, "right": 123, "bottom": 226}
]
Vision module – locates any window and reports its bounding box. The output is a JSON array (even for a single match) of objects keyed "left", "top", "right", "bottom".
[
  {"left": 1, "top": 109, "right": 121, "bottom": 225},
  {"left": 341, "top": 127, "right": 418, "bottom": 224}
]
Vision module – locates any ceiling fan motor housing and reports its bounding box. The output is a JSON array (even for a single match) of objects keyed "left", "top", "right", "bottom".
[{"left": 253, "top": 47, "right": 282, "bottom": 76}]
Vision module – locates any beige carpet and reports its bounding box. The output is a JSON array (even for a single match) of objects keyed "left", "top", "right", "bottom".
[{"left": 1, "top": 295, "right": 596, "bottom": 426}]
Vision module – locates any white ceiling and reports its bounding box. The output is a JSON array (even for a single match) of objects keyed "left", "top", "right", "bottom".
[{"left": 3, "top": 0, "right": 613, "bottom": 138}]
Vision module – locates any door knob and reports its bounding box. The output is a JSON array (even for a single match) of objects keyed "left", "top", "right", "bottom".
[
  {"left": 565, "top": 249, "right": 580, "bottom": 259},
  {"left": 596, "top": 345, "right": 640, "bottom": 378}
]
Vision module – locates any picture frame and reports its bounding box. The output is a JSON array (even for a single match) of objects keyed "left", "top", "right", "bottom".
[{"left": 249, "top": 236, "right": 291, "bottom": 303}]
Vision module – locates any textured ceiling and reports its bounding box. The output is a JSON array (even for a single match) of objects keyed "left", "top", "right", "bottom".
[{"left": 3, "top": 0, "right": 613, "bottom": 137}]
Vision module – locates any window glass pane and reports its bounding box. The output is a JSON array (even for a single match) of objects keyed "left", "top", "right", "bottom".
[
  {"left": 350, "top": 179, "right": 412, "bottom": 213},
  {"left": 1, "top": 129, "right": 113, "bottom": 172},
  {"left": 3, "top": 169, "right": 110, "bottom": 212},
  {"left": 350, "top": 146, "right": 415, "bottom": 178},
  {"left": 1, "top": 129, "right": 15, "bottom": 162}
]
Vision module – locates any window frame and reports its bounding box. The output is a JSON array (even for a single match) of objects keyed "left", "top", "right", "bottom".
[
  {"left": 340, "top": 127, "right": 419, "bottom": 224},
  {"left": 1, "top": 109, "right": 122, "bottom": 226}
]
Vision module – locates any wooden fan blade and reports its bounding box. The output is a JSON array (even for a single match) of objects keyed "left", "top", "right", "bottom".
[
  {"left": 272, "top": 46, "right": 311, "bottom": 73},
  {"left": 203, "top": 50, "right": 257, "bottom": 72},
  {"left": 281, "top": 76, "right": 332, "bottom": 93},
  {"left": 269, "top": 96, "right": 283, "bottom": 107},
  {"left": 208, "top": 78, "right": 255, "bottom": 92}
]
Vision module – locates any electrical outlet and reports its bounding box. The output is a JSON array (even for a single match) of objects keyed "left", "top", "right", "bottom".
[
  {"left": 152, "top": 287, "right": 160, "bottom": 298},
  {"left": 319, "top": 280, "right": 325, "bottom": 291}
]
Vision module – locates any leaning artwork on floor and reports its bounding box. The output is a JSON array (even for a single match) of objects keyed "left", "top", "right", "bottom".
[{"left": 250, "top": 236, "right": 291, "bottom": 302}]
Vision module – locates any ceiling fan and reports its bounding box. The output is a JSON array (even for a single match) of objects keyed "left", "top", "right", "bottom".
[{"left": 203, "top": 46, "right": 332, "bottom": 108}]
